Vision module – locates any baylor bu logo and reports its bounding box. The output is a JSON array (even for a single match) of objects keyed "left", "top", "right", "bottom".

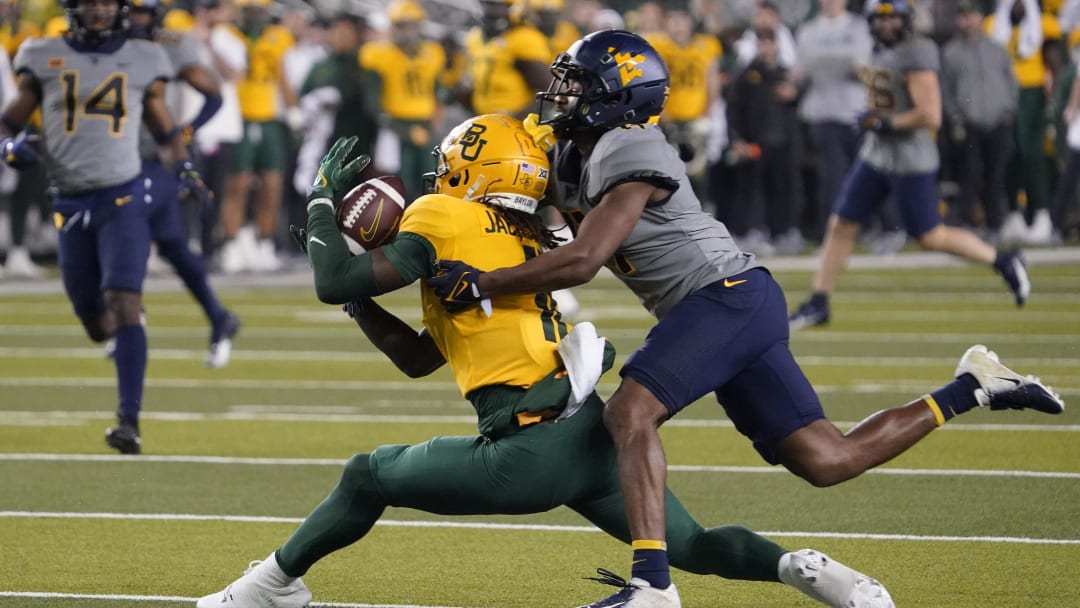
[
  {"left": 458, "top": 123, "right": 488, "bottom": 161},
  {"left": 611, "top": 47, "right": 646, "bottom": 86}
]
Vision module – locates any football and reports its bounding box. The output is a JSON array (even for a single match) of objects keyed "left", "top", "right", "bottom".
[{"left": 335, "top": 176, "right": 408, "bottom": 254}]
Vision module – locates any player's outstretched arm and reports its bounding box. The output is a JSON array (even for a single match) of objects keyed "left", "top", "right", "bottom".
[
  {"left": 480, "top": 180, "right": 656, "bottom": 297},
  {"left": 342, "top": 297, "right": 445, "bottom": 378},
  {"left": 304, "top": 137, "right": 414, "bottom": 304}
]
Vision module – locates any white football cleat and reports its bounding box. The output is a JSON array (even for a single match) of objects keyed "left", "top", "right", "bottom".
[
  {"left": 205, "top": 312, "right": 242, "bottom": 369},
  {"left": 956, "top": 345, "right": 1064, "bottom": 414},
  {"left": 196, "top": 553, "right": 311, "bottom": 608},
  {"left": 5, "top": 246, "right": 44, "bottom": 278},
  {"left": 575, "top": 569, "right": 680, "bottom": 608},
  {"left": 779, "top": 549, "right": 894, "bottom": 608}
]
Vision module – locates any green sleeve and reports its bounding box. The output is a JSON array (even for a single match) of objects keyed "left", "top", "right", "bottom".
[{"left": 306, "top": 203, "right": 436, "bottom": 304}]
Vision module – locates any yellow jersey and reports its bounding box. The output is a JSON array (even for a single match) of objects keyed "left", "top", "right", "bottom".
[
  {"left": 43, "top": 15, "right": 67, "bottom": 37},
  {"left": 654, "top": 34, "right": 721, "bottom": 122},
  {"left": 984, "top": 14, "right": 1062, "bottom": 89},
  {"left": 235, "top": 24, "right": 294, "bottom": 121},
  {"left": 399, "top": 194, "right": 568, "bottom": 395},
  {"left": 464, "top": 23, "right": 552, "bottom": 115},
  {"left": 0, "top": 19, "right": 40, "bottom": 56},
  {"left": 549, "top": 20, "right": 580, "bottom": 57},
  {"left": 360, "top": 39, "right": 445, "bottom": 121}
]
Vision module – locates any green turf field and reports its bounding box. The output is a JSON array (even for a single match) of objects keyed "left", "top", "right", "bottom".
[{"left": 1, "top": 257, "right": 1078, "bottom": 608}]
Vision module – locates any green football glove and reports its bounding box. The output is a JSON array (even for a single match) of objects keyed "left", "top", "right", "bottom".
[{"left": 308, "top": 136, "right": 371, "bottom": 206}]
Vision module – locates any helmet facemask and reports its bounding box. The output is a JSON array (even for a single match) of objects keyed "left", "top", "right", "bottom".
[
  {"left": 536, "top": 30, "right": 669, "bottom": 138},
  {"left": 66, "top": 0, "right": 129, "bottom": 45}
]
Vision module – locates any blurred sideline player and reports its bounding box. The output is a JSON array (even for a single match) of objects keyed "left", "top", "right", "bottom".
[
  {"left": 128, "top": 0, "right": 240, "bottom": 367},
  {"left": 197, "top": 116, "right": 891, "bottom": 608},
  {"left": 218, "top": 0, "right": 294, "bottom": 274},
  {"left": 513, "top": 0, "right": 579, "bottom": 56},
  {"left": 292, "top": 12, "right": 374, "bottom": 200},
  {"left": 788, "top": 0, "right": 1031, "bottom": 330},
  {"left": 649, "top": 6, "right": 721, "bottom": 203},
  {"left": 425, "top": 30, "right": 1064, "bottom": 608},
  {"left": 360, "top": 0, "right": 444, "bottom": 201},
  {"left": 0, "top": 0, "right": 45, "bottom": 278},
  {"left": 460, "top": 0, "right": 550, "bottom": 119},
  {"left": 3, "top": 0, "right": 208, "bottom": 453}
]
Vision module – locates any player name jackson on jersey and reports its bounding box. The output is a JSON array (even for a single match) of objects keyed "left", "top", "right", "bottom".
[{"left": 14, "top": 36, "right": 172, "bottom": 194}]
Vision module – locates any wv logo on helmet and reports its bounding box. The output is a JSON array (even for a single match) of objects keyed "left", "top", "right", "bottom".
[{"left": 612, "top": 48, "right": 647, "bottom": 86}]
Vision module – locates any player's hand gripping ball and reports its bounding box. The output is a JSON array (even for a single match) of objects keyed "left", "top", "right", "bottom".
[{"left": 335, "top": 175, "right": 408, "bottom": 254}]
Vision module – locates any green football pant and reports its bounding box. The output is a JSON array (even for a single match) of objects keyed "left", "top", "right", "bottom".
[{"left": 276, "top": 389, "right": 786, "bottom": 583}]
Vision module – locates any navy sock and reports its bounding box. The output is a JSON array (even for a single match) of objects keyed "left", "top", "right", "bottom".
[
  {"left": 113, "top": 324, "right": 147, "bottom": 424},
  {"left": 927, "top": 374, "right": 981, "bottom": 424},
  {"left": 631, "top": 541, "right": 671, "bottom": 589},
  {"left": 157, "top": 240, "right": 225, "bottom": 324}
]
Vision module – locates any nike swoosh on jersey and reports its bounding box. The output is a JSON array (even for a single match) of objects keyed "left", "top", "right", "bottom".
[
  {"left": 994, "top": 376, "right": 1021, "bottom": 386},
  {"left": 723, "top": 278, "right": 747, "bottom": 288},
  {"left": 115, "top": 195, "right": 133, "bottom": 207}
]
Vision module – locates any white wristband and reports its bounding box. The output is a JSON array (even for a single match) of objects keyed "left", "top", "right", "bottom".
[{"left": 306, "top": 197, "right": 334, "bottom": 213}]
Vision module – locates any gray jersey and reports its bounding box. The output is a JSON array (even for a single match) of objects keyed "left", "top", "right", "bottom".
[
  {"left": 139, "top": 30, "right": 201, "bottom": 160},
  {"left": 552, "top": 125, "right": 759, "bottom": 319},
  {"left": 14, "top": 37, "right": 172, "bottom": 193},
  {"left": 858, "top": 36, "right": 940, "bottom": 174}
]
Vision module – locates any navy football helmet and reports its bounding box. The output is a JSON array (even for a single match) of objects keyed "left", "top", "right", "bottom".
[
  {"left": 128, "top": 0, "right": 165, "bottom": 39},
  {"left": 63, "top": 0, "right": 130, "bottom": 45},
  {"left": 865, "top": 0, "right": 912, "bottom": 46},
  {"left": 536, "top": 29, "right": 669, "bottom": 137}
]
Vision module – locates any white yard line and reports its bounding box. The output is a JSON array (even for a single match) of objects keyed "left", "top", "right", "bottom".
[
  {"left": 2, "top": 453, "right": 1077, "bottom": 479},
  {"left": 2, "top": 409, "right": 1079, "bottom": 430},
  {"left": 0, "top": 591, "right": 459, "bottom": 608},
  {"left": 3, "top": 347, "right": 1079, "bottom": 368},
  {"left": 1, "top": 510, "right": 1077, "bottom": 545}
]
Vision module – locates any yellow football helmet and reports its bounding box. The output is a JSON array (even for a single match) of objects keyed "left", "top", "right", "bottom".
[
  {"left": 431, "top": 114, "right": 549, "bottom": 214},
  {"left": 387, "top": 0, "right": 425, "bottom": 23}
]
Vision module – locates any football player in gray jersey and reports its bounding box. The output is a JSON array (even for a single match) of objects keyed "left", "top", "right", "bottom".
[
  {"left": 128, "top": 0, "right": 241, "bottom": 368},
  {"left": 0, "top": 0, "right": 207, "bottom": 455},
  {"left": 428, "top": 29, "right": 1064, "bottom": 608},
  {"left": 788, "top": 0, "right": 1031, "bottom": 331}
]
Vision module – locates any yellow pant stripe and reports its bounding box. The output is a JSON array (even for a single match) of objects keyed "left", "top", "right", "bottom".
[
  {"left": 924, "top": 394, "right": 946, "bottom": 427},
  {"left": 631, "top": 539, "right": 668, "bottom": 551}
]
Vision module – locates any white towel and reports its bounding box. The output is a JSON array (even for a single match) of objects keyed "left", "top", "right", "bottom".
[
  {"left": 555, "top": 322, "right": 607, "bottom": 421},
  {"left": 990, "top": 0, "right": 1044, "bottom": 60}
]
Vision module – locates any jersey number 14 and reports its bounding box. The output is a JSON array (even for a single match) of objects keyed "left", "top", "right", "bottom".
[{"left": 61, "top": 71, "right": 127, "bottom": 136}]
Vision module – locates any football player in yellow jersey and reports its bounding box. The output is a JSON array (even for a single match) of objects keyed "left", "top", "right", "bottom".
[
  {"left": 460, "top": 0, "right": 551, "bottom": 118},
  {"left": 360, "top": 0, "right": 444, "bottom": 200},
  {"left": 655, "top": 7, "right": 721, "bottom": 201},
  {"left": 0, "top": 0, "right": 39, "bottom": 55},
  {"left": 218, "top": 0, "right": 295, "bottom": 273},
  {"left": 513, "top": 0, "right": 579, "bottom": 57},
  {"left": 196, "top": 112, "right": 892, "bottom": 608}
]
